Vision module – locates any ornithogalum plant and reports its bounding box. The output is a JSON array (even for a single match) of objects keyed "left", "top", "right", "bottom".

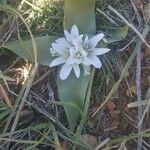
[
  {"left": 51, "top": 0, "right": 110, "bottom": 133},
  {"left": 1, "top": 0, "right": 128, "bottom": 132}
]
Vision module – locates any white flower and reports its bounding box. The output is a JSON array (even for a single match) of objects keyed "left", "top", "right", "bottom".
[{"left": 50, "top": 25, "right": 110, "bottom": 80}]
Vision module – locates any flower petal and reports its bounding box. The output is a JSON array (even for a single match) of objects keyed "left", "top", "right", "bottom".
[
  {"left": 73, "top": 39, "right": 83, "bottom": 50},
  {"left": 52, "top": 43, "right": 66, "bottom": 55},
  {"left": 92, "top": 48, "right": 110, "bottom": 55},
  {"left": 64, "top": 30, "right": 74, "bottom": 43},
  {"left": 88, "top": 33, "right": 104, "bottom": 48},
  {"left": 71, "top": 25, "right": 79, "bottom": 38},
  {"left": 75, "top": 34, "right": 83, "bottom": 44},
  {"left": 59, "top": 64, "right": 72, "bottom": 80},
  {"left": 73, "top": 64, "right": 80, "bottom": 78},
  {"left": 50, "top": 57, "right": 66, "bottom": 67},
  {"left": 56, "top": 38, "right": 71, "bottom": 48},
  {"left": 88, "top": 54, "right": 102, "bottom": 68},
  {"left": 66, "top": 57, "right": 79, "bottom": 65}
]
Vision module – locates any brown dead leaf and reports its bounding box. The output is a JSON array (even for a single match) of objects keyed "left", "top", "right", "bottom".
[
  {"left": 142, "top": 47, "right": 150, "bottom": 58},
  {"left": 79, "top": 134, "right": 98, "bottom": 149},
  {"left": 0, "top": 83, "right": 12, "bottom": 108},
  {"left": 107, "top": 101, "right": 116, "bottom": 111},
  {"left": 126, "top": 85, "right": 136, "bottom": 97}
]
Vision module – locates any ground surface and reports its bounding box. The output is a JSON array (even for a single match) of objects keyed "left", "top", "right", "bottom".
[{"left": 0, "top": 0, "right": 150, "bottom": 150}]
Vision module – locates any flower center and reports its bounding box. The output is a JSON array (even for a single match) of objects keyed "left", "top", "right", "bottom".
[{"left": 75, "top": 49, "right": 87, "bottom": 59}]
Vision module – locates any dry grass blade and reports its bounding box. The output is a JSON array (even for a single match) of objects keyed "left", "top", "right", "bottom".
[
  {"left": 118, "top": 140, "right": 127, "bottom": 150},
  {"left": 137, "top": 99, "right": 150, "bottom": 128},
  {"left": 0, "top": 83, "right": 12, "bottom": 108},
  {"left": 95, "top": 138, "right": 110, "bottom": 150},
  {"left": 128, "top": 99, "right": 150, "bottom": 108}
]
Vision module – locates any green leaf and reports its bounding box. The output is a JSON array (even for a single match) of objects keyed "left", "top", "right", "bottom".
[
  {"left": 2, "top": 35, "right": 57, "bottom": 66},
  {"left": 107, "top": 25, "right": 128, "bottom": 43},
  {"left": 57, "top": 71, "right": 91, "bottom": 131},
  {"left": 64, "top": 0, "right": 96, "bottom": 34}
]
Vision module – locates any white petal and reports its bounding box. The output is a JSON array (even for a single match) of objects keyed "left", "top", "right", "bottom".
[
  {"left": 52, "top": 43, "right": 66, "bottom": 55},
  {"left": 88, "top": 33, "right": 104, "bottom": 48},
  {"left": 64, "top": 30, "right": 74, "bottom": 43},
  {"left": 59, "top": 64, "right": 73, "bottom": 80},
  {"left": 82, "top": 57, "right": 92, "bottom": 65},
  {"left": 69, "top": 47, "right": 77, "bottom": 56},
  {"left": 56, "top": 38, "right": 71, "bottom": 48},
  {"left": 88, "top": 54, "right": 102, "bottom": 68},
  {"left": 73, "top": 39, "right": 83, "bottom": 50},
  {"left": 75, "top": 34, "right": 83, "bottom": 44},
  {"left": 92, "top": 48, "right": 110, "bottom": 55},
  {"left": 50, "top": 57, "right": 66, "bottom": 67},
  {"left": 71, "top": 25, "right": 79, "bottom": 38},
  {"left": 73, "top": 64, "right": 80, "bottom": 78},
  {"left": 66, "top": 57, "right": 78, "bottom": 65}
]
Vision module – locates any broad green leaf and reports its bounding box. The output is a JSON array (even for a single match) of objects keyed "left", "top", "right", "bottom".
[
  {"left": 59, "top": 0, "right": 96, "bottom": 131},
  {"left": 57, "top": 71, "right": 91, "bottom": 131},
  {"left": 64, "top": 0, "right": 96, "bottom": 34},
  {"left": 2, "top": 35, "right": 57, "bottom": 66},
  {"left": 107, "top": 25, "right": 128, "bottom": 43}
]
